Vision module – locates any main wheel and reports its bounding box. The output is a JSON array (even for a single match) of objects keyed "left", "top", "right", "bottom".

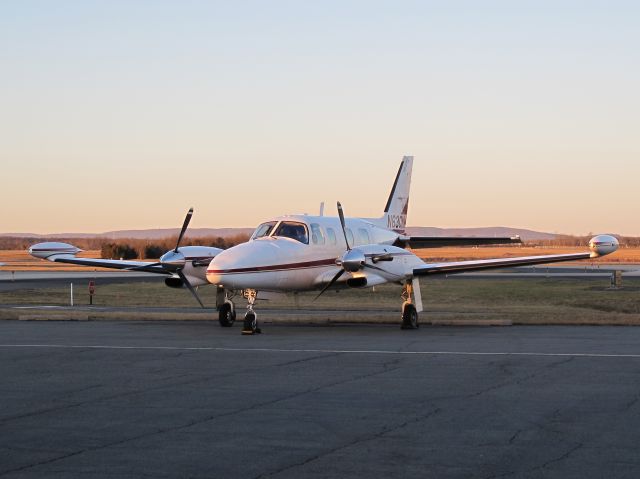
[
  {"left": 242, "top": 311, "right": 260, "bottom": 335},
  {"left": 401, "top": 303, "right": 419, "bottom": 330},
  {"left": 218, "top": 302, "right": 236, "bottom": 327}
]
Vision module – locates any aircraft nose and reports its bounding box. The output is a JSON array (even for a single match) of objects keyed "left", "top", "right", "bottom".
[{"left": 206, "top": 240, "right": 279, "bottom": 285}]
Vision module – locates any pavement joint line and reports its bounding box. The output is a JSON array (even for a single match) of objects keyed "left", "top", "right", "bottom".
[{"left": 1, "top": 344, "right": 640, "bottom": 358}]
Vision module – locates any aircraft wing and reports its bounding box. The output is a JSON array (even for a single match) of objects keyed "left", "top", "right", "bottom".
[
  {"left": 400, "top": 236, "right": 522, "bottom": 249},
  {"left": 46, "top": 256, "right": 169, "bottom": 274},
  {"left": 413, "top": 252, "right": 592, "bottom": 276},
  {"left": 28, "top": 243, "right": 169, "bottom": 275}
]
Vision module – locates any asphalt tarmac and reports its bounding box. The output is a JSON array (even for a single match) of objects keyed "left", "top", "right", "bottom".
[{"left": 2, "top": 321, "right": 640, "bottom": 478}]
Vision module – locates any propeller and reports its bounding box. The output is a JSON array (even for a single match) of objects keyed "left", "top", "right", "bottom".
[
  {"left": 127, "top": 208, "right": 205, "bottom": 308},
  {"left": 314, "top": 202, "right": 404, "bottom": 301},
  {"left": 168, "top": 208, "right": 204, "bottom": 308},
  {"left": 314, "top": 202, "right": 370, "bottom": 301}
]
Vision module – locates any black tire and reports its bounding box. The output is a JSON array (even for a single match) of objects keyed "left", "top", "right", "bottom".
[
  {"left": 218, "top": 302, "right": 236, "bottom": 327},
  {"left": 401, "top": 303, "right": 419, "bottom": 330},
  {"left": 242, "top": 311, "right": 258, "bottom": 335}
]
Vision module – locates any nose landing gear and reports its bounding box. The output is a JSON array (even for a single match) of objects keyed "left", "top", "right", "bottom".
[{"left": 241, "top": 289, "right": 261, "bottom": 335}]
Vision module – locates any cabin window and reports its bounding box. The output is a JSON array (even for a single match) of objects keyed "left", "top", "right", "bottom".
[
  {"left": 358, "top": 228, "right": 370, "bottom": 245},
  {"left": 310, "top": 223, "right": 325, "bottom": 245},
  {"left": 326, "top": 228, "right": 337, "bottom": 245},
  {"left": 252, "top": 221, "right": 277, "bottom": 240},
  {"left": 274, "top": 221, "right": 309, "bottom": 244},
  {"left": 345, "top": 228, "right": 355, "bottom": 246}
]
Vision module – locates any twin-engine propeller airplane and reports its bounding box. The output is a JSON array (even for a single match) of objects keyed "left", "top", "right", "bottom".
[{"left": 29, "top": 156, "right": 619, "bottom": 335}]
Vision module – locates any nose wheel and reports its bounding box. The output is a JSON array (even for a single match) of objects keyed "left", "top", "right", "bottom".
[{"left": 241, "top": 289, "right": 262, "bottom": 335}]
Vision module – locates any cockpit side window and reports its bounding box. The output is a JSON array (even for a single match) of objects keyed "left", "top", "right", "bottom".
[
  {"left": 274, "top": 221, "right": 309, "bottom": 244},
  {"left": 251, "top": 221, "right": 277, "bottom": 240},
  {"left": 310, "top": 223, "right": 325, "bottom": 245}
]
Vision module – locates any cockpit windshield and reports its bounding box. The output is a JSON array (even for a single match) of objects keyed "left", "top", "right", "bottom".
[
  {"left": 251, "top": 222, "right": 277, "bottom": 240},
  {"left": 274, "top": 221, "right": 309, "bottom": 244}
]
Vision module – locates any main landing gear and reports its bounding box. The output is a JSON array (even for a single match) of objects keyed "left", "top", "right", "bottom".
[
  {"left": 217, "top": 287, "right": 236, "bottom": 327},
  {"left": 216, "top": 287, "right": 261, "bottom": 335},
  {"left": 241, "top": 289, "right": 261, "bottom": 335},
  {"left": 401, "top": 279, "right": 423, "bottom": 330},
  {"left": 218, "top": 301, "right": 236, "bottom": 327}
]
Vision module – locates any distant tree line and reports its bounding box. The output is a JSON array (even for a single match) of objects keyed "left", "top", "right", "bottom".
[
  {"left": 0, "top": 234, "right": 251, "bottom": 258},
  {"left": 529, "top": 235, "right": 640, "bottom": 248},
  {"left": 98, "top": 234, "right": 250, "bottom": 259},
  {"left": 3, "top": 233, "right": 640, "bottom": 253},
  {"left": 0, "top": 237, "right": 106, "bottom": 251},
  {"left": 530, "top": 235, "right": 594, "bottom": 247}
]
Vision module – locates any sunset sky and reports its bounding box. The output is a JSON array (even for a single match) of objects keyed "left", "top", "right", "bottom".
[{"left": 1, "top": 1, "right": 638, "bottom": 235}]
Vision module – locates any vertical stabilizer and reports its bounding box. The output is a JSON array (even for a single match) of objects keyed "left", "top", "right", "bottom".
[{"left": 382, "top": 156, "right": 413, "bottom": 233}]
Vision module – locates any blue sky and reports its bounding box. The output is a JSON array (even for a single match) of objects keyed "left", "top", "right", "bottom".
[{"left": 1, "top": 1, "right": 638, "bottom": 234}]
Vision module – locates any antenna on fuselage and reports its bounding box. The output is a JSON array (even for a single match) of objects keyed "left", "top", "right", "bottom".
[{"left": 319, "top": 202, "right": 325, "bottom": 216}]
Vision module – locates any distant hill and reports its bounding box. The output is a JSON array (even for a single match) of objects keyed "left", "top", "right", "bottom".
[
  {"left": 1, "top": 226, "right": 554, "bottom": 241},
  {"left": 100, "top": 228, "right": 255, "bottom": 239},
  {"left": 405, "top": 226, "right": 556, "bottom": 241},
  {"left": 0, "top": 228, "right": 254, "bottom": 239}
]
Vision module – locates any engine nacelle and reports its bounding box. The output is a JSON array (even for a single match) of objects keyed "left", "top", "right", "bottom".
[
  {"left": 165, "top": 276, "right": 184, "bottom": 289},
  {"left": 346, "top": 277, "right": 368, "bottom": 288},
  {"left": 28, "top": 242, "right": 81, "bottom": 259},
  {"left": 589, "top": 235, "right": 619, "bottom": 258}
]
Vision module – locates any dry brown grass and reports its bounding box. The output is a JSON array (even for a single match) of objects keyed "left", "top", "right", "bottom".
[
  {"left": 0, "top": 250, "right": 111, "bottom": 271},
  {"left": 2, "top": 278, "right": 639, "bottom": 325}
]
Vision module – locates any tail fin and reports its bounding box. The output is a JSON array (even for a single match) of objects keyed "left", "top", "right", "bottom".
[{"left": 382, "top": 156, "right": 413, "bottom": 233}]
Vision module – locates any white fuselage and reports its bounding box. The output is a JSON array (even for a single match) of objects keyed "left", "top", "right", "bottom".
[{"left": 206, "top": 214, "right": 422, "bottom": 292}]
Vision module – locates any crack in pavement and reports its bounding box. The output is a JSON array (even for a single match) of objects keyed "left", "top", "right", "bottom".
[
  {"left": 274, "top": 352, "right": 340, "bottom": 367},
  {"left": 0, "top": 354, "right": 402, "bottom": 477},
  {"left": 466, "top": 356, "right": 577, "bottom": 400},
  {"left": 0, "top": 351, "right": 289, "bottom": 426},
  {"left": 530, "top": 442, "right": 584, "bottom": 472},
  {"left": 253, "top": 407, "right": 443, "bottom": 479},
  {"left": 508, "top": 429, "right": 522, "bottom": 445},
  {"left": 620, "top": 391, "right": 640, "bottom": 413}
]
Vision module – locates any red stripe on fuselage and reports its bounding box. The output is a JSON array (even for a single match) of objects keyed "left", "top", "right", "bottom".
[{"left": 207, "top": 258, "right": 337, "bottom": 275}]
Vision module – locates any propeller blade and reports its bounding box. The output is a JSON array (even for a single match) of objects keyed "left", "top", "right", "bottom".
[
  {"left": 337, "top": 202, "right": 350, "bottom": 251},
  {"left": 177, "top": 270, "right": 205, "bottom": 309},
  {"left": 174, "top": 208, "right": 194, "bottom": 252},
  {"left": 314, "top": 269, "right": 345, "bottom": 301}
]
